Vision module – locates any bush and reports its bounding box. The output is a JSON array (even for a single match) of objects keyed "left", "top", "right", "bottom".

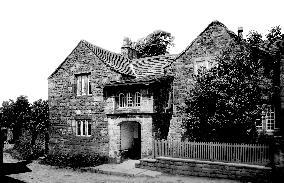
[
  {"left": 12, "top": 130, "right": 46, "bottom": 160},
  {"left": 40, "top": 151, "right": 107, "bottom": 169}
]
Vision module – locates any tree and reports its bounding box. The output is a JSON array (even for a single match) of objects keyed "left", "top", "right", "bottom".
[
  {"left": 131, "top": 30, "right": 174, "bottom": 58},
  {"left": 0, "top": 99, "right": 15, "bottom": 128},
  {"left": 183, "top": 44, "right": 272, "bottom": 143},
  {"left": 11, "top": 96, "right": 31, "bottom": 142},
  {"left": 247, "top": 26, "right": 284, "bottom": 136},
  {"left": 264, "top": 26, "right": 284, "bottom": 136},
  {"left": 29, "top": 99, "right": 49, "bottom": 150}
]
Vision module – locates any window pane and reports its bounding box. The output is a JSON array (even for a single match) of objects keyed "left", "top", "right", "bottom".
[
  {"left": 135, "top": 92, "right": 141, "bottom": 107},
  {"left": 127, "top": 93, "right": 133, "bottom": 107},
  {"left": 82, "top": 121, "right": 86, "bottom": 135},
  {"left": 77, "top": 76, "right": 82, "bottom": 96},
  {"left": 119, "top": 93, "right": 125, "bottom": 107},
  {"left": 88, "top": 122, "right": 92, "bottom": 136},
  {"left": 77, "top": 121, "right": 81, "bottom": 135},
  {"left": 265, "top": 106, "right": 275, "bottom": 131},
  {"left": 82, "top": 75, "right": 88, "bottom": 95},
  {"left": 88, "top": 77, "right": 92, "bottom": 95}
]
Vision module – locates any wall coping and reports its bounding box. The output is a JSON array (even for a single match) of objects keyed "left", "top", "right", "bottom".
[
  {"left": 140, "top": 158, "right": 157, "bottom": 163},
  {"left": 155, "top": 156, "right": 272, "bottom": 170}
]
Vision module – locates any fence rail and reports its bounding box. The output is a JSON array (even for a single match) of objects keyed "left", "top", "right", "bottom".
[{"left": 153, "top": 140, "right": 271, "bottom": 166}]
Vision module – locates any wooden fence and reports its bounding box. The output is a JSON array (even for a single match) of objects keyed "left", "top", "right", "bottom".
[{"left": 153, "top": 140, "right": 271, "bottom": 166}]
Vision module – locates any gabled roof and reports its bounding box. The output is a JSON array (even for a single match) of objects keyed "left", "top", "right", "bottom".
[
  {"left": 48, "top": 40, "right": 136, "bottom": 79},
  {"left": 175, "top": 20, "right": 240, "bottom": 60},
  {"left": 49, "top": 40, "right": 176, "bottom": 80},
  {"left": 49, "top": 20, "right": 238, "bottom": 81}
]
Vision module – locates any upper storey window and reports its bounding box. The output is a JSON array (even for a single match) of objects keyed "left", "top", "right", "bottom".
[
  {"left": 119, "top": 93, "right": 126, "bottom": 108},
  {"left": 119, "top": 92, "right": 141, "bottom": 108},
  {"left": 126, "top": 93, "right": 133, "bottom": 107},
  {"left": 194, "top": 59, "right": 209, "bottom": 75},
  {"left": 76, "top": 73, "right": 92, "bottom": 96},
  {"left": 194, "top": 57, "right": 214, "bottom": 75}
]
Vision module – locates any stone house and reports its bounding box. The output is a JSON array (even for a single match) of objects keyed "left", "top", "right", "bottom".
[{"left": 48, "top": 21, "right": 283, "bottom": 161}]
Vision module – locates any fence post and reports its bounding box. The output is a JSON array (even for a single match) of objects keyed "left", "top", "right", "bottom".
[
  {"left": 0, "top": 127, "right": 3, "bottom": 165},
  {"left": 209, "top": 142, "right": 212, "bottom": 161},
  {"left": 152, "top": 139, "right": 155, "bottom": 159}
]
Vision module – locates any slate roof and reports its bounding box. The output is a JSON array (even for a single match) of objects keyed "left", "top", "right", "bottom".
[
  {"left": 83, "top": 40, "right": 176, "bottom": 79},
  {"left": 132, "top": 55, "right": 176, "bottom": 78},
  {"left": 82, "top": 40, "right": 136, "bottom": 76},
  {"left": 49, "top": 20, "right": 236, "bottom": 81},
  {"left": 49, "top": 40, "right": 176, "bottom": 80}
]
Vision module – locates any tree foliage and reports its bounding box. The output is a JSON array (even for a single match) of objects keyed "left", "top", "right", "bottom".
[
  {"left": 183, "top": 26, "right": 284, "bottom": 142},
  {"left": 30, "top": 99, "right": 49, "bottom": 133},
  {"left": 1, "top": 99, "right": 15, "bottom": 128},
  {"left": 29, "top": 99, "right": 49, "bottom": 147},
  {"left": 183, "top": 43, "right": 272, "bottom": 143},
  {"left": 1, "top": 97, "right": 49, "bottom": 159},
  {"left": 0, "top": 97, "right": 49, "bottom": 146},
  {"left": 131, "top": 30, "right": 174, "bottom": 58},
  {"left": 11, "top": 96, "right": 31, "bottom": 142}
]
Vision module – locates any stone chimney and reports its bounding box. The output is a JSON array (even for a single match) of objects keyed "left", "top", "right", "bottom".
[
  {"left": 121, "top": 37, "right": 137, "bottom": 59},
  {"left": 238, "top": 27, "right": 243, "bottom": 39}
]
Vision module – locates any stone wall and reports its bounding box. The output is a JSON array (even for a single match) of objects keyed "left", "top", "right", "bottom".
[
  {"left": 136, "top": 157, "right": 272, "bottom": 182},
  {"left": 48, "top": 41, "right": 122, "bottom": 157},
  {"left": 166, "top": 21, "right": 240, "bottom": 140}
]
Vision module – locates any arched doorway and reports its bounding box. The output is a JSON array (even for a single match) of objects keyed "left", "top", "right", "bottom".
[{"left": 119, "top": 121, "right": 141, "bottom": 160}]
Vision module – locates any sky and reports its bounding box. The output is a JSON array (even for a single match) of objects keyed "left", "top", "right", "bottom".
[{"left": 0, "top": 0, "right": 283, "bottom": 105}]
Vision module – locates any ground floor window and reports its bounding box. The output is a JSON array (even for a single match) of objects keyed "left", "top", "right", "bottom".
[
  {"left": 76, "top": 120, "right": 91, "bottom": 136},
  {"left": 256, "top": 105, "right": 275, "bottom": 132}
]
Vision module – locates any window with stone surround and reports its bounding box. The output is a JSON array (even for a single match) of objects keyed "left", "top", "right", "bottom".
[
  {"left": 76, "top": 120, "right": 91, "bottom": 137},
  {"left": 194, "top": 57, "right": 214, "bottom": 75},
  {"left": 118, "top": 92, "right": 141, "bottom": 108},
  {"left": 256, "top": 105, "right": 275, "bottom": 132},
  {"left": 194, "top": 58, "right": 208, "bottom": 75},
  {"left": 76, "top": 73, "right": 92, "bottom": 96}
]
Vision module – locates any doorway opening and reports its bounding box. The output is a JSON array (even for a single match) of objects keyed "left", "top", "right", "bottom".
[{"left": 119, "top": 121, "right": 141, "bottom": 160}]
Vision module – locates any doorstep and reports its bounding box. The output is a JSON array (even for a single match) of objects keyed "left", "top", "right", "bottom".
[{"left": 82, "top": 159, "right": 162, "bottom": 177}]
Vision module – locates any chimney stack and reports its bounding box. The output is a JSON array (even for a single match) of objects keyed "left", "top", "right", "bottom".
[
  {"left": 121, "top": 37, "right": 137, "bottom": 59},
  {"left": 238, "top": 27, "right": 243, "bottom": 39}
]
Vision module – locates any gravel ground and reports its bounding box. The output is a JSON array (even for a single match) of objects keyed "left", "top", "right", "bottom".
[{"left": 2, "top": 153, "right": 241, "bottom": 183}]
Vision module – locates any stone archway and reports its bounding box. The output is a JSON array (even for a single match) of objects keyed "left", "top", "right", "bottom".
[{"left": 119, "top": 121, "right": 141, "bottom": 160}]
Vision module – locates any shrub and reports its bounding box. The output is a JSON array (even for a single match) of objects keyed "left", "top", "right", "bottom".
[
  {"left": 12, "top": 130, "right": 45, "bottom": 160},
  {"left": 40, "top": 151, "right": 107, "bottom": 169}
]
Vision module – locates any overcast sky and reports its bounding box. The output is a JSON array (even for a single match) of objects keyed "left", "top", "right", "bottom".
[{"left": 0, "top": 0, "right": 283, "bottom": 105}]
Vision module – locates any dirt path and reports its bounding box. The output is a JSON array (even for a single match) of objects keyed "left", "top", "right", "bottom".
[{"left": 2, "top": 153, "right": 240, "bottom": 183}]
